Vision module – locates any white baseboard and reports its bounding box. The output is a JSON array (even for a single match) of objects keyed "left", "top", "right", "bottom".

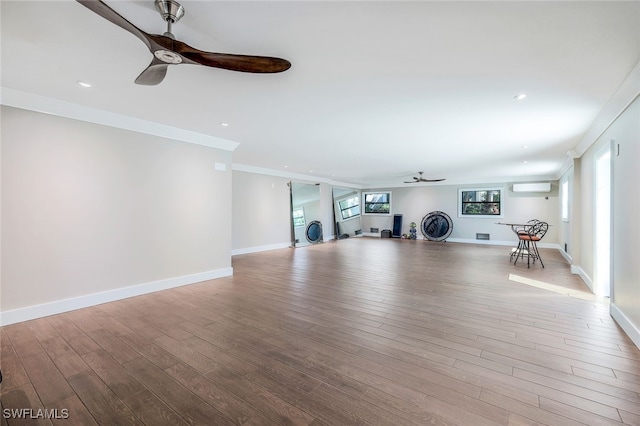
[
  {"left": 559, "top": 249, "right": 573, "bottom": 264},
  {"left": 0, "top": 268, "right": 233, "bottom": 326},
  {"left": 435, "top": 238, "right": 561, "bottom": 250},
  {"left": 447, "top": 238, "right": 514, "bottom": 246},
  {"left": 231, "top": 242, "right": 291, "bottom": 256},
  {"left": 360, "top": 235, "right": 562, "bottom": 251},
  {"left": 571, "top": 264, "right": 594, "bottom": 293},
  {"left": 363, "top": 232, "right": 381, "bottom": 237},
  {"left": 610, "top": 303, "right": 640, "bottom": 349}
]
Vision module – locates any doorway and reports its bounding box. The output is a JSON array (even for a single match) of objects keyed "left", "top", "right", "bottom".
[{"left": 594, "top": 143, "right": 612, "bottom": 297}]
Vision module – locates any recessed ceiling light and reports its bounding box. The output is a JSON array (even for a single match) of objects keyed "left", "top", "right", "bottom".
[
  {"left": 77, "top": 81, "right": 92, "bottom": 88},
  {"left": 220, "top": 122, "right": 229, "bottom": 127},
  {"left": 523, "top": 160, "right": 528, "bottom": 164},
  {"left": 521, "top": 145, "right": 528, "bottom": 149},
  {"left": 514, "top": 93, "right": 527, "bottom": 100}
]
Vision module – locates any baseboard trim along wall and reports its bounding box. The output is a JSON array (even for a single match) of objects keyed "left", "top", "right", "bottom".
[
  {"left": 0, "top": 268, "right": 233, "bottom": 326},
  {"left": 559, "top": 249, "right": 573, "bottom": 264},
  {"left": 571, "top": 265, "right": 594, "bottom": 293},
  {"left": 611, "top": 303, "right": 640, "bottom": 349},
  {"left": 231, "top": 242, "right": 291, "bottom": 256},
  {"left": 358, "top": 235, "right": 561, "bottom": 250}
]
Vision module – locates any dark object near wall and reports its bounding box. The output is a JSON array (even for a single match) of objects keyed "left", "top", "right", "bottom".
[
  {"left": 381, "top": 229, "right": 392, "bottom": 238},
  {"left": 421, "top": 211, "right": 453, "bottom": 241},
  {"left": 306, "top": 221, "right": 323, "bottom": 243},
  {"left": 336, "top": 221, "right": 349, "bottom": 239},
  {"left": 392, "top": 214, "right": 403, "bottom": 238}
]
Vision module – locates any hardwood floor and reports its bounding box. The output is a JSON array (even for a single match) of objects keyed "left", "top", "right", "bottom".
[{"left": 1, "top": 238, "right": 639, "bottom": 425}]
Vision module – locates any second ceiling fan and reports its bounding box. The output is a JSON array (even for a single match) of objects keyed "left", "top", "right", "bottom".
[
  {"left": 404, "top": 172, "right": 445, "bottom": 183},
  {"left": 76, "top": 0, "right": 292, "bottom": 85}
]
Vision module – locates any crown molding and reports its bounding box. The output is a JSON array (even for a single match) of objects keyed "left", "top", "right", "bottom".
[{"left": 0, "top": 87, "right": 239, "bottom": 152}]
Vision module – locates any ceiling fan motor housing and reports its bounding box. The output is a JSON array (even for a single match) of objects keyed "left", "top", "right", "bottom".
[{"left": 155, "top": 0, "right": 184, "bottom": 23}]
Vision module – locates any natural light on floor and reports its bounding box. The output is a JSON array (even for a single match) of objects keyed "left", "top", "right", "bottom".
[{"left": 508, "top": 274, "right": 609, "bottom": 304}]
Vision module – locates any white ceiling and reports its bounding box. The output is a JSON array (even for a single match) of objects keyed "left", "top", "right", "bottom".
[{"left": 2, "top": 1, "right": 640, "bottom": 187}]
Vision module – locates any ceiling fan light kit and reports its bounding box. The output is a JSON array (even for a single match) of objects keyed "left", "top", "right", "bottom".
[{"left": 76, "top": 0, "right": 291, "bottom": 85}]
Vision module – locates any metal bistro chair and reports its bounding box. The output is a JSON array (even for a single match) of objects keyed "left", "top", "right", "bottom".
[
  {"left": 514, "top": 221, "right": 549, "bottom": 268},
  {"left": 509, "top": 219, "right": 539, "bottom": 264}
]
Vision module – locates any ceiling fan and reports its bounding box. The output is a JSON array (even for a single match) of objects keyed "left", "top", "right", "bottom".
[
  {"left": 76, "top": 0, "right": 292, "bottom": 85},
  {"left": 404, "top": 172, "right": 446, "bottom": 183}
]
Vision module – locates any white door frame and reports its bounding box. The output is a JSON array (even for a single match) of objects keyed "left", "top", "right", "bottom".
[{"left": 594, "top": 141, "right": 613, "bottom": 298}]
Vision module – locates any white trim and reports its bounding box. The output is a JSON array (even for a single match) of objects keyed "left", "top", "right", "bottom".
[
  {"left": 593, "top": 143, "right": 613, "bottom": 297},
  {"left": 0, "top": 88, "right": 239, "bottom": 152},
  {"left": 231, "top": 242, "right": 291, "bottom": 256},
  {"left": 447, "top": 238, "right": 513, "bottom": 246},
  {"left": 362, "top": 235, "right": 563, "bottom": 251},
  {"left": 560, "top": 177, "right": 570, "bottom": 221},
  {"left": 571, "top": 264, "right": 594, "bottom": 293},
  {"left": 559, "top": 249, "right": 573, "bottom": 264},
  {"left": 0, "top": 268, "right": 232, "bottom": 326},
  {"left": 555, "top": 153, "right": 576, "bottom": 181},
  {"left": 446, "top": 238, "right": 560, "bottom": 250},
  {"left": 574, "top": 60, "right": 640, "bottom": 158},
  {"left": 610, "top": 303, "right": 640, "bottom": 349},
  {"left": 232, "top": 163, "right": 362, "bottom": 189},
  {"left": 363, "top": 235, "right": 562, "bottom": 251}
]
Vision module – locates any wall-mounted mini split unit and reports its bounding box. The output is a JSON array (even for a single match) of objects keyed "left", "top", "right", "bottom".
[{"left": 512, "top": 183, "right": 551, "bottom": 193}]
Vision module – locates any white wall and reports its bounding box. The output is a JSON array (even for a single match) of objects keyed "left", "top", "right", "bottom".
[
  {"left": 230, "top": 172, "right": 560, "bottom": 249},
  {"left": 576, "top": 97, "right": 640, "bottom": 346},
  {"left": 1, "top": 106, "right": 233, "bottom": 324},
  {"left": 231, "top": 174, "right": 337, "bottom": 252},
  {"left": 360, "top": 184, "right": 558, "bottom": 244},
  {"left": 231, "top": 171, "right": 291, "bottom": 253}
]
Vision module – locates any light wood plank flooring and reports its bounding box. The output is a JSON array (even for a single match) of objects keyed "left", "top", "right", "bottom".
[{"left": 1, "top": 239, "right": 639, "bottom": 425}]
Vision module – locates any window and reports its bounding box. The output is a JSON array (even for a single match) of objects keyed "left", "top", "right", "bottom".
[
  {"left": 363, "top": 192, "right": 391, "bottom": 215},
  {"left": 458, "top": 188, "right": 503, "bottom": 218},
  {"left": 292, "top": 208, "right": 305, "bottom": 227},
  {"left": 561, "top": 179, "right": 569, "bottom": 221},
  {"left": 338, "top": 195, "right": 360, "bottom": 220}
]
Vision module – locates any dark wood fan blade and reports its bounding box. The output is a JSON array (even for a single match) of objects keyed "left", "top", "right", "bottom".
[
  {"left": 171, "top": 38, "right": 291, "bottom": 73},
  {"left": 418, "top": 178, "right": 446, "bottom": 182},
  {"left": 135, "top": 58, "right": 169, "bottom": 85},
  {"left": 76, "top": 0, "right": 153, "bottom": 50},
  {"left": 76, "top": 0, "right": 291, "bottom": 81}
]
